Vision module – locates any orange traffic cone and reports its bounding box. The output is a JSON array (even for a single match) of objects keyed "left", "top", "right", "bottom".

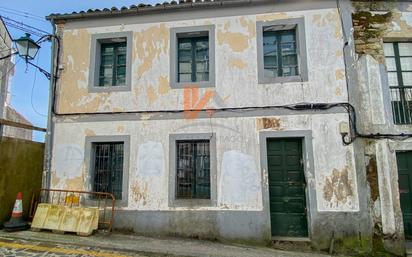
[{"left": 4, "top": 192, "right": 29, "bottom": 231}]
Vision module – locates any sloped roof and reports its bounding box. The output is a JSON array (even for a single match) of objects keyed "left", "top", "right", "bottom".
[
  {"left": 5, "top": 106, "right": 32, "bottom": 126},
  {"left": 46, "top": 0, "right": 272, "bottom": 21}
]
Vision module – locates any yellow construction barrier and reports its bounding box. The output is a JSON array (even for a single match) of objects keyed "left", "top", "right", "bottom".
[{"left": 31, "top": 203, "right": 99, "bottom": 236}]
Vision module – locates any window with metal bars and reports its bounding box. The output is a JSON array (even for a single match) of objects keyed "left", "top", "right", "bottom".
[
  {"left": 99, "top": 42, "right": 127, "bottom": 87},
  {"left": 92, "top": 142, "right": 124, "bottom": 199},
  {"left": 384, "top": 42, "right": 412, "bottom": 124},
  {"left": 175, "top": 140, "right": 210, "bottom": 199},
  {"left": 177, "top": 36, "right": 209, "bottom": 83},
  {"left": 263, "top": 28, "right": 299, "bottom": 78}
]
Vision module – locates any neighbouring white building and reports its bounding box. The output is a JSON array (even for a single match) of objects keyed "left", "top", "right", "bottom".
[
  {"left": 45, "top": 1, "right": 412, "bottom": 255},
  {"left": 0, "top": 17, "right": 32, "bottom": 141}
]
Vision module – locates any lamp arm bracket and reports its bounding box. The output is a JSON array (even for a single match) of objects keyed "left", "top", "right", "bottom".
[{"left": 27, "top": 60, "right": 56, "bottom": 80}]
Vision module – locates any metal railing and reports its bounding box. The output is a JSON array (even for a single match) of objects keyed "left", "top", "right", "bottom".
[
  {"left": 390, "top": 86, "right": 412, "bottom": 125},
  {"left": 29, "top": 188, "right": 116, "bottom": 232}
]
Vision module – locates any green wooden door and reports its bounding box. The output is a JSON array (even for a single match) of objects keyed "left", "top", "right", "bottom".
[
  {"left": 397, "top": 151, "right": 412, "bottom": 238},
  {"left": 267, "top": 138, "right": 308, "bottom": 237}
]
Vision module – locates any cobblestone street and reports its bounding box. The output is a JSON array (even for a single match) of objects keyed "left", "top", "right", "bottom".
[
  {"left": 0, "top": 237, "right": 162, "bottom": 257},
  {"left": 0, "top": 230, "right": 332, "bottom": 257}
]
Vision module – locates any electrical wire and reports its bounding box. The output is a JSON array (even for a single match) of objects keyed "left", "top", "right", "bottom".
[
  {"left": 0, "top": 51, "right": 17, "bottom": 60},
  {"left": 0, "top": 7, "right": 48, "bottom": 24},
  {"left": 0, "top": 6, "right": 45, "bottom": 20},
  {"left": 0, "top": 16, "right": 49, "bottom": 37},
  {"left": 30, "top": 50, "right": 47, "bottom": 117}
]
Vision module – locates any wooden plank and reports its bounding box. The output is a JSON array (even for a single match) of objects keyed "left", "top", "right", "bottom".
[{"left": 0, "top": 119, "right": 46, "bottom": 132}]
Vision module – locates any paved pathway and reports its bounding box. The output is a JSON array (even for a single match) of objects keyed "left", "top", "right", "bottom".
[
  {"left": 0, "top": 230, "right": 332, "bottom": 257},
  {"left": 0, "top": 237, "right": 148, "bottom": 257}
]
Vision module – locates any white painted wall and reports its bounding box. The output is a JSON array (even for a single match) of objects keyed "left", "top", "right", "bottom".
[
  {"left": 56, "top": 7, "right": 347, "bottom": 113},
  {"left": 52, "top": 5, "right": 359, "bottom": 213},
  {"left": 51, "top": 114, "right": 359, "bottom": 212}
]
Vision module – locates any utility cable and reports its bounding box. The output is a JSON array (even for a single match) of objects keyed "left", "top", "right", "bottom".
[
  {"left": 0, "top": 8, "right": 48, "bottom": 24},
  {"left": 0, "top": 16, "right": 49, "bottom": 37},
  {"left": 0, "top": 51, "right": 17, "bottom": 60},
  {"left": 0, "top": 6, "right": 45, "bottom": 20},
  {"left": 30, "top": 50, "right": 47, "bottom": 117}
]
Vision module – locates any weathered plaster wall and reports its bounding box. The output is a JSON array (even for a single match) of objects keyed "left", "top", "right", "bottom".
[
  {"left": 51, "top": 2, "right": 371, "bottom": 250},
  {"left": 348, "top": 2, "right": 412, "bottom": 255},
  {"left": 50, "top": 112, "right": 365, "bottom": 245},
  {"left": 56, "top": 7, "right": 348, "bottom": 114},
  {"left": 51, "top": 114, "right": 357, "bottom": 212}
]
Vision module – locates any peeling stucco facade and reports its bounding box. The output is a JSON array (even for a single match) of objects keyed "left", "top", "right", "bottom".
[
  {"left": 46, "top": 0, "right": 412, "bottom": 254},
  {"left": 345, "top": 1, "right": 412, "bottom": 256}
]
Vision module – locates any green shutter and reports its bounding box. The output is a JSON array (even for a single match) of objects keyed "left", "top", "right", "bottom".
[
  {"left": 177, "top": 36, "right": 209, "bottom": 83},
  {"left": 263, "top": 29, "right": 298, "bottom": 78},
  {"left": 99, "top": 42, "right": 127, "bottom": 87}
]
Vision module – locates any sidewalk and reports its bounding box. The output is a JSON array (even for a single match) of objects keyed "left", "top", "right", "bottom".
[{"left": 0, "top": 230, "right": 332, "bottom": 257}]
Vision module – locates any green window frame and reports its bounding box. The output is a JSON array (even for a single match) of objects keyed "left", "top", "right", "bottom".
[
  {"left": 175, "top": 140, "right": 211, "bottom": 199},
  {"left": 177, "top": 36, "right": 209, "bottom": 83},
  {"left": 99, "top": 42, "right": 127, "bottom": 87},
  {"left": 263, "top": 28, "right": 299, "bottom": 78},
  {"left": 384, "top": 42, "right": 412, "bottom": 124},
  {"left": 92, "top": 142, "right": 124, "bottom": 199}
]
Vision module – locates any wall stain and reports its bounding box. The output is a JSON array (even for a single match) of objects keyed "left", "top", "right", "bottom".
[
  {"left": 335, "top": 87, "right": 342, "bottom": 96},
  {"left": 131, "top": 181, "right": 148, "bottom": 206},
  {"left": 336, "top": 50, "right": 343, "bottom": 58},
  {"left": 158, "top": 75, "right": 170, "bottom": 95},
  {"left": 257, "top": 117, "right": 282, "bottom": 130},
  {"left": 323, "top": 166, "right": 354, "bottom": 205},
  {"left": 84, "top": 129, "right": 95, "bottom": 136},
  {"left": 113, "top": 107, "right": 125, "bottom": 112},
  {"left": 386, "top": 11, "right": 412, "bottom": 37},
  {"left": 117, "top": 126, "right": 125, "bottom": 133},
  {"left": 134, "top": 24, "right": 168, "bottom": 77},
  {"left": 256, "top": 12, "right": 289, "bottom": 21},
  {"left": 217, "top": 21, "right": 250, "bottom": 52},
  {"left": 58, "top": 28, "right": 116, "bottom": 113},
  {"left": 312, "top": 11, "right": 342, "bottom": 39},
  {"left": 239, "top": 17, "right": 256, "bottom": 38},
  {"left": 58, "top": 29, "right": 94, "bottom": 113},
  {"left": 335, "top": 69, "right": 345, "bottom": 80},
  {"left": 366, "top": 155, "right": 379, "bottom": 202},
  {"left": 65, "top": 176, "right": 84, "bottom": 191},
  {"left": 146, "top": 85, "right": 158, "bottom": 104},
  {"left": 229, "top": 58, "right": 248, "bottom": 69}
]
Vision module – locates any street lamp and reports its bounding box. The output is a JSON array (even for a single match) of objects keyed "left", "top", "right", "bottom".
[
  {"left": 12, "top": 33, "right": 59, "bottom": 80},
  {"left": 13, "top": 33, "right": 40, "bottom": 61}
]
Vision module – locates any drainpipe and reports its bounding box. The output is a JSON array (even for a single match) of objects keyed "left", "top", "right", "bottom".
[{"left": 43, "top": 21, "right": 57, "bottom": 189}]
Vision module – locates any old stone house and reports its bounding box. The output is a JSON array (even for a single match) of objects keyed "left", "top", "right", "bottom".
[
  {"left": 346, "top": 1, "right": 412, "bottom": 256},
  {"left": 45, "top": 0, "right": 412, "bottom": 255}
]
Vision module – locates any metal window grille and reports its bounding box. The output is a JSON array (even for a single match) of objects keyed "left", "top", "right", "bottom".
[
  {"left": 177, "top": 36, "right": 209, "bottom": 83},
  {"left": 99, "top": 41, "right": 127, "bottom": 87},
  {"left": 176, "top": 140, "right": 211, "bottom": 199},
  {"left": 92, "top": 142, "right": 124, "bottom": 200},
  {"left": 263, "top": 28, "right": 299, "bottom": 78},
  {"left": 384, "top": 42, "right": 412, "bottom": 124}
]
